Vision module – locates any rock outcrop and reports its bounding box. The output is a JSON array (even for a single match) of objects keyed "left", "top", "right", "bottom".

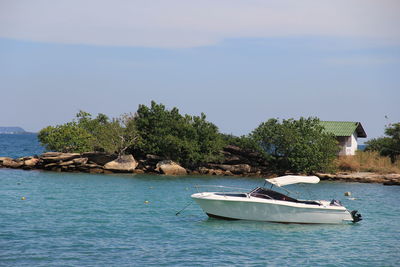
[
  {"left": 0, "top": 157, "right": 13, "bottom": 163},
  {"left": 23, "top": 157, "right": 39, "bottom": 168},
  {"left": 41, "top": 152, "right": 81, "bottom": 163},
  {"left": 207, "top": 163, "right": 252, "bottom": 175},
  {"left": 81, "top": 152, "right": 118, "bottom": 166},
  {"left": 156, "top": 160, "right": 187, "bottom": 175},
  {"left": 104, "top": 155, "right": 138, "bottom": 172},
  {"left": 1, "top": 159, "right": 24, "bottom": 168},
  {"left": 316, "top": 172, "right": 400, "bottom": 186}
]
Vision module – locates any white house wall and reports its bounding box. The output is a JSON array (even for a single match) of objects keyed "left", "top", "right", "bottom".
[{"left": 338, "top": 133, "right": 358, "bottom": 156}]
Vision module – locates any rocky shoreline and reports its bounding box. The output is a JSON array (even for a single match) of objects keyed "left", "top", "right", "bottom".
[
  {"left": 316, "top": 172, "right": 400, "bottom": 186},
  {"left": 1, "top": 145, "right": 399, "bottom": 185},
  {"left": 0, "top": 145, "right": 271, "bottom": 176}
]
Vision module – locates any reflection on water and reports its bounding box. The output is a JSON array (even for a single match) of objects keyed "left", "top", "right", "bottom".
[{"left": 196, "top": 216, "right": 351, "bottom": 232}]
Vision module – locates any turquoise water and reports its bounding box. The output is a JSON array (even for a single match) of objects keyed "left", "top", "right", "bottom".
[
  {"left": 1, "top": 135, "right": 400, "bottom": 266},
  {"left": 0, "top": 134, "right": 44, "bottom": 158}
]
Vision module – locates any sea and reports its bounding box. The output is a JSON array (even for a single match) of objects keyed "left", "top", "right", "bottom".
[{"left": 0, "top": 134, "right": 399, "bottom": 267}]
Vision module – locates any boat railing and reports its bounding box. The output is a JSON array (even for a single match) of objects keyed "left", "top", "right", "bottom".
[{"left": 194, "top": 185, "right": 251, "bottom": 194}]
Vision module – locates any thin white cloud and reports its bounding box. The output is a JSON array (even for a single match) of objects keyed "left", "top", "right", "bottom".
[
  {"left": 0, "top": 0, "right": 399, "bottom": 48},
  {"left": 326, "top": 56, "right": 400, "bottom": 66}
]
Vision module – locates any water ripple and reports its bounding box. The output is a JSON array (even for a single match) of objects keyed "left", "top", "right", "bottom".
[{"left": 1, "top": 169, "right": 399, "bottom": 266}]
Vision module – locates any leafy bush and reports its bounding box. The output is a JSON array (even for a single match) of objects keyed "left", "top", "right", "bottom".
[
  {"left": 250, "top": 117, "right": 338, "bottom": 173},
  {"left": 366, "top": 123, "right": 400, "bottom": 163},
  {"left": 220, "top": 133, "right": 261, "bottom": 152},
  {"left": 95, "top": 114, "right": 139, "bottom": 156},
  {"left": 38, "top": 122, "right": 94, "bottom": 153},
  {"left": 38, "top": 111, "right": 138, "bottom": 155},
  {"left": 135, "top": 101, "right": 224, "bottom": 166}
]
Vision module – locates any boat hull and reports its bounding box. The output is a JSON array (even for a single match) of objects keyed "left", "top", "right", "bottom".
[{"left": 192, "top": 193, "right": 353, "bottom": 224}]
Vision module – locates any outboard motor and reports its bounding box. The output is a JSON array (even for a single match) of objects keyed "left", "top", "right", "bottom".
[
  {"left": 330, "top": 199, "right": 342, "bottom": 206},
  {"left": 351, "top": 210, "right": 362, "bottom": 223}
]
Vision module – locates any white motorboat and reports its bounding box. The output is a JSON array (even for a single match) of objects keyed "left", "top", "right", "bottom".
[{"left": 191, "top": 175, "right": 362, "bottom": 224}]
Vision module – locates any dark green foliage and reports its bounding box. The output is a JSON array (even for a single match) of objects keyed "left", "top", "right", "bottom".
[
  {"left": 250, "top": 117, "right": 338, "bottom": 173},
  {"left": 38, "top": 111, "right": 138, "bottom": 155},
  {"left": 95, "top": 114, "right": 139, "bottom": 156},
  {"left": 135, "top": 101, "right": 224, "bottom": 167},
  {"left": 38, "top": 102, "right": 342, "bottom": 173},
  {"left": 220, "top": 133, "right": 264, "bottom": 156},
  {"left": 366, "top": 123, "right": 400, "bottom": 163},
  {"left": 38, "top": 122, "right": 94, "bottom": 153}
]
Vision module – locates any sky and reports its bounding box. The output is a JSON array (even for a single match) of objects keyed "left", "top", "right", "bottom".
[{"left": 0, "top": 0, "right": 399, "bottom": 141}]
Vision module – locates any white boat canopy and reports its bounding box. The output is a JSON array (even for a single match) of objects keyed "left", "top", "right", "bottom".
[{"left": 265, "top": 175, "right": 320, "bottom": 187}]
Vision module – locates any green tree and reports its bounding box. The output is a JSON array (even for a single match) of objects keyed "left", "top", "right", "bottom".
[
  {"left": 38, "top": 111, "right": 139, "bottom": 155},
  {"left": 135, "top": 101, "right": 224, "bottom": 166},
  {"left": 251, "top": 117, "right": 338, "bottom": 173},
  {"left": 38, "top": 122, "right": 94, "bottom": 153},
  {"left": 366, "top": 123, "right": 400, "bottom": 163},
  {"left": 96, "top": 113, "right": 139, "bottom": 157},
  {"left": 220, "top": 133, "right": 261, "bottom": 152}
]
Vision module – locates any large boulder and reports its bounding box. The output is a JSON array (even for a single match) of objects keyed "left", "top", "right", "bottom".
[
  {"left": 2, "top": 159, "right": 24, "bottom": 168},
  {"left": 104, "top": 155, "right": 138, "bottom": 172},
  {"left": 81, "top": 152, "right": 118, "bottom": 166},
  {"left": 73, "top": 157, "right": 88, "bottom": 165},
  {"left": 0, "top": 157, "right": 13, "bottom": 167},
  {"left": 156, "top": 160, "right": 187, "bottom": 176},
  {"left": 0, "top": 157, "right": 13, "bottom": 163},
  {"left": 24, "top": 158, "right": 39, "bottom": 167}
]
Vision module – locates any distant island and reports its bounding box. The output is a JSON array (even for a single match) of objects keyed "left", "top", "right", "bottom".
[{"left": 0, "top": 127, "right": 28, "bottom": 134}]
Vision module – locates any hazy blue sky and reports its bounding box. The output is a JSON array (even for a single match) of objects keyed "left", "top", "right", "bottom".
[{"left": 0, "top": 0, "right": 399, "bottom": 141}]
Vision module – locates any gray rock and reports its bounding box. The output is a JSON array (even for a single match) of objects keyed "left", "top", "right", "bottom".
[
  {"left": 58, "top": 160, "right": 75, "bottom": 166},
  {"left": 104, "top": 155, "right": 138, "bottom": 172},
  {"left": 24, "top": 158, "right": 39, "bottom": 167},
  {"left": 41, "top": 153, "right": 81, "bottom": 163},
  {"left": 82, "top": 152, "right": 118, "bottom": 166},
  {"left": 40, "top": 152, "right": 64, "bottom": 157},
  {"left": 316, "top": 172, "right": 400, "bottom": 185},
  {"left": 73, "top": 157, "right": 88, "bottom": 165},
  {"left": 2, "top": 159, "right": 24, "bottom": 168},
  {"left": 0, "top": 157, "right": 13, "bottom": 165},
  {"left": 208, "top": 164, "right": 251, "bottom": 174},
  {"left": 156, "top": 160, "right": 187, "bottom": 175}
]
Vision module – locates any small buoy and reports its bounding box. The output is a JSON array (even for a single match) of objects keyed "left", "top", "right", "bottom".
[
  {"left": 21, "top": 197, "right": 26, "bottom": 200},
  {"left": 344, "top": 192, "right": 351, "bottom": 196},
  {"left": 144, "top": 200, "right": 150, "bottom": 204}
]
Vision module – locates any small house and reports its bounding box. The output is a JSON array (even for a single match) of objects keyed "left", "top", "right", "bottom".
[{"left": 320, "top": 121, "right": 367, "bottom": 156}]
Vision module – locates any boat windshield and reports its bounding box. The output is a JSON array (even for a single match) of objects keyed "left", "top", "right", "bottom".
[
  {"left": 249, "top": 187, "right": 321, "bottom": 205},
  {"left": 249, "top": 187, "right": 298, "bottom": 202}
]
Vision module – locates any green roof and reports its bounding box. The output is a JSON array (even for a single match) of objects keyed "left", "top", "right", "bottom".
[{"left": 320, "top": 121, "right": 367, "bottom": 138}]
